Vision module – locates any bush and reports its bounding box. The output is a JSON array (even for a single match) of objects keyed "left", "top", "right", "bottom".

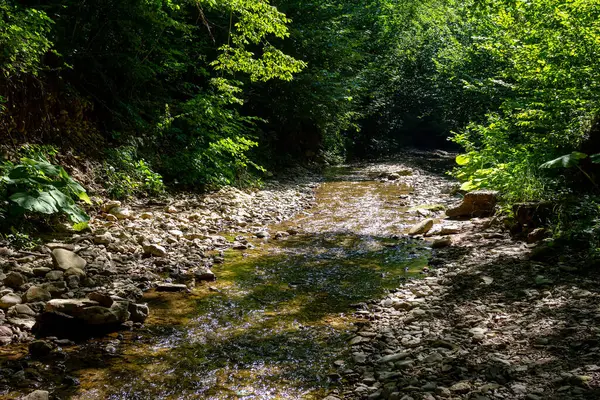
[
  {"left": 104, "top": 146, "right": 164, "bottom": 199},
  {"left": 0, "top": 153, "right": 91, "bottom": 229}
]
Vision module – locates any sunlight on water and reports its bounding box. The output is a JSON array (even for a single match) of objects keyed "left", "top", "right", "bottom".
[{"left": 52, "top": 165, "right": 431, "bottom": 399}]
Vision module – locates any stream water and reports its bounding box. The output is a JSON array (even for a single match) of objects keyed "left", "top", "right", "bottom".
[{"left": 7, "top": 165, "right": 432, "bottom": 399}]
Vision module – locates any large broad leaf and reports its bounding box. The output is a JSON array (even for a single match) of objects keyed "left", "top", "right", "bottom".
[
  {"left": 540, "top": 152, "right": 587, "bottom": 169},
  {"left": 590, "top": 154, "right": 600, "bottom": 164},
  {"left": 9, "top": 191, "right": 59, "bottom": 214},
  {"left": 21, "top": 158, "right": 61, "bottom": 176}
]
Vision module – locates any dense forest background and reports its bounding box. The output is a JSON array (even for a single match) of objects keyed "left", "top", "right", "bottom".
[{"left": 2, "top": 0, "right": 600, "bottom": 250}]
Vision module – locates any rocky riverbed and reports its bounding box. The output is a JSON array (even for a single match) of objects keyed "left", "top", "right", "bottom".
[
  {"left": 2, "top": 153, "right": 600, "bottom": 400},
  {"left": 0, "top": 169, "right": 318, "bottom": 352}
]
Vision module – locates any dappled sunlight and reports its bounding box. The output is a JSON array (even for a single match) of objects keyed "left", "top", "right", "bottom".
[{"left": 54, "top": 164, "right": 431, "bottom": 399}]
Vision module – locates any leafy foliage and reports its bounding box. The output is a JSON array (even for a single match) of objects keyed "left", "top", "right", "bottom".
[
  {"left": 0, "top": 155, "right": 91, "bottom": 227},
  {"left": 104, "top": 146, "right": 165, "bottom": 199}
]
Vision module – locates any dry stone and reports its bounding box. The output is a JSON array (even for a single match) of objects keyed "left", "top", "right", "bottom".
[
  {"left": 51, "top": 248, "right": 86, "bottom": 271},
  {"left": 446, "top": 190, "right": 498, "bottom": 218},
  {"left": 409, "top": 219, "right": 434, "bottom": 235}
]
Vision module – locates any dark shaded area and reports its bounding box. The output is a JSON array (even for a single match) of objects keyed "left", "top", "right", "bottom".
[{"left": 380, "top": 240, "right": 600, "bottom": 400}]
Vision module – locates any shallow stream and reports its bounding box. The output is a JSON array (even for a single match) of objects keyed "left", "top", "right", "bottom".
[{"left": 7, "top": 165, "right": 432, "bottom": 399}]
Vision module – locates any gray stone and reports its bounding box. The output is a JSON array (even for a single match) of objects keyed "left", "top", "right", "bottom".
[
  {"left": 94, "top": 232, "right": 114, "bottom": 245},
  {"left": 78, "top": 306, "right": 121, "bottom": 325},
  {"left": 102, "top": 200, "right": 122, "bottom": 213},
  {"left": 377, "top": 352, "right": 410, "bottom": 363},
  {"left": 109, "top": 207, "right": 132, "bottom": 220},
  {"left": 156, "top": 283, "right": 188, "bottom": 292},
  {"left": 408, "top": 219, "right": 434, "bottom": 235},
  {"left": 88, "top": 292, "right": 113, "bottom": 307},
  {"left": 8, "top": 316, "right": 36, "bottom": 330},
  {"left": 450, "top": 381, "right": 472, "bottom": 394},
  {"left": 45, "top": 270, "right": 64, "bottom": 281},
  {"left": 44, "top": 298, "right": 97, "bottom": 315},
  {"left": 51, "top": 248, "right": 86, "bottom": 271},
  {"left": 0, "top": 293, "right": 22, "bottom": 309},
  {"left": 10, "top": 304, "right": 36, "bottom": 317},
  {"left": 64, "top": 267, "right": 86, "bottom": 279},
  {"left": 431, "top": 237, "right": 452, "bottom": 248},
  {"left": 194, "top": 268, "right": 216, "bottom": 282},
  {"left": 128, "top": 303, "right": 149, "bottom": 323},
  {"left": 24, "top": 286, "right": 51, "bottom": 303},
  {"left": 143, "top": 244, "right": 167, "bottom": 257},
  {"left": 4, "top": 271, "right": 27, "bottom": 288},
  {"left": 0, "top": 325, "right": 12, "bottom": 345},
  {"left": 20, "top": 390, "right": 49, "bottom": 400}
]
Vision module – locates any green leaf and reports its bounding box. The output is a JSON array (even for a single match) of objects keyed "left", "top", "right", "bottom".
[
  {"left": 460, "top": 180, "right": 478, "bottom": 191},
  {"left": 456, "top": 154, "right": 471, "bottom": 166},
  {"left": 9, "top": 191, "right": 59, "bottom": 214},
  {"left": 540, "top": 152, "right": 587, "bottom": 169},
  {"left": 72, "top": 221, "right": 90, "bottom": 232},
  {"left": 590, "top": 154, "right": 600, "bottom": 164}
]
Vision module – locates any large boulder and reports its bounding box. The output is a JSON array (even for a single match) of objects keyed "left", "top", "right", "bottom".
[
  {"left": 51, "top": 248, "right": 86, "bottom": 271},
  {"left": 446, "top": 190, "right": 498, "bottom": 218}
]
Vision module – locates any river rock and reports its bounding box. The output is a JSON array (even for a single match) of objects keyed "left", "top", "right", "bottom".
[
  {"left": 51, "top": 248, "right": 87, "bottom": 271},
  {"left": 20, "top": 390, "right": 50, "bottom": 400},
  {"left": 29, "top": 340, "right": 55, "bottom": 357},
  {"left": 0, "top": 293, "right": 22, "bottom": 309},
  {"left": 0, "top": 325, "right": 12, "bottom": 345},
  {"left": 4, "top": 272, "right": 27, "bottom": 289},
  {"left": 140, "top": 212, "right": 153, "bottom": 219},
  {"left": 109, "top": 207, "right": 132, "bottom": 220},
  {"left": 79, "top": 306, "right": 122, "bottom": 325},
  {"left": 64, "top": 267, "right": 86, "bottom": 279},
  {"left": 33, "top": 267, "right": 52, "bottom": 277},
  {"left": 450, "top": 381, "right": 472, "bottom": 394},
  {"left": 94, "top": 232, "right": 114, "bottom": 245},
  {"left": 128, "top": 302, "right": 149, "bottom": 322},
  {"left": 102, "top": 200, "right": 122, "bottom": 213},
  {"left": 409, "top": 219, "right": 434, "bottom": 235},
  {"left": 44, "top": 298, "right": 97, "bottom": 315},
  {"left": 194, "top": 268, "right": 216, "bottom": 282},
  {"left": 41, "top": 281, "right": 67, "bottom": 296},
  {"left": 156, "top": 283, "right": 188, "bottom": 292},
  {"left": 9, "top": 304, "right": 36, "bottom": 317},
  {"left": 88, "top": 292, "right": 114, "bottom": 307},
  {"left": 446, "top": 190, "right": 498, "bottom": 218},
  {"left": 45, "top": 270, "right": 64, "bottom": 281},
  {"left": 143, "top": 244, "right": 167, "bottom": 257},
  {"left": 431, "top": 237, "right": 452, "bottom": 248}
]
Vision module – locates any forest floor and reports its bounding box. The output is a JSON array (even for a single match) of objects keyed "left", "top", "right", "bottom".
[{"left": 1, "top": 151, "right": 600, "bottom": 400}]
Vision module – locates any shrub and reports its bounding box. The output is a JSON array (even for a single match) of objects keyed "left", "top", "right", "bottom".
[{"left": 0, "top": 154, "right": 91, "bottom": 228}]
